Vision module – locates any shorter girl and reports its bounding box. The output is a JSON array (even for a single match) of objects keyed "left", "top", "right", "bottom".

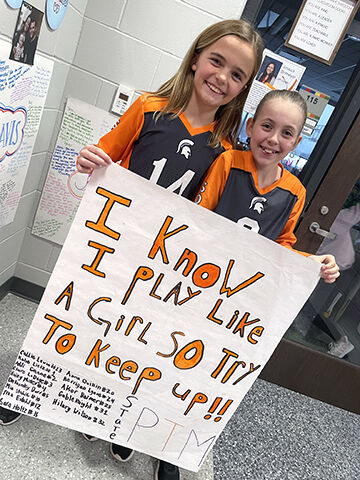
[{"left": 195, "top": 89, "right": 339, "bottom": 283}]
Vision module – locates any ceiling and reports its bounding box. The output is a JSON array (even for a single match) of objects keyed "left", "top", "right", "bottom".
[{"left": 255, "top": 0, "right": 360, "bottom": 104}]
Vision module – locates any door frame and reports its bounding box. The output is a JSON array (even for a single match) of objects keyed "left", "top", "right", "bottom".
[
  {"left": 299, "top": 61, "right": 360, "bottom": 204},
  {"left": 243, "top": 0, "right": 360, "bottom": 415},
  {"left": 260, "top": 100, "right": 360, "bottom": 416},
  {"left": 295, "top": 111, "right": 360, "bottom": 253}
]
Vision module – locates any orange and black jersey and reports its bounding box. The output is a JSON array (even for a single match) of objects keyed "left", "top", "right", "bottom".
[
  {"left": 195, "top": 149, "right": 309, "bottom": 256},
  {"left": 97, "top": 95, "right": 231, "bottom": 200}
]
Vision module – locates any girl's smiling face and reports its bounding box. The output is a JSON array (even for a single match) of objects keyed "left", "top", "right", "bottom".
[
  {"left": 24, "top": 16, "right": 31, "bottom": 31},
  {"left": 266, "top": 63, "right": 275, "bottom": 74},
  {"left": 246, "top": 98, "right": 304, "bottom": 171},
  {"left": 190, "top": 34, "right": 255, "bottom": 116}
]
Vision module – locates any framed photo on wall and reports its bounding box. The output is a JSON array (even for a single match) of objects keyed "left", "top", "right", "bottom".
[
  {"left": 284, "top": 0, "right": 360, "bottom": 65},
  {"left": 9, "top": 1, "right": 44, "bottom": 65}
]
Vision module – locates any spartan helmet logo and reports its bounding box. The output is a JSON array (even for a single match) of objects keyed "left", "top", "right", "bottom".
[
  {"left": 249, "top": 196, "right": 267, "bottom": 214},
  {"left": 176, "top": 139, "right": 194, "bottom": 159}
]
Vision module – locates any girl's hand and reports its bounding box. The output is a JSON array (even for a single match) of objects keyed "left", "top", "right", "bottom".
[
  {"left": 76, "top": 144, "right": 112, "bottom": 174},
  {"left": 309, "top": 254, "right": 340, "bottom": 283}
]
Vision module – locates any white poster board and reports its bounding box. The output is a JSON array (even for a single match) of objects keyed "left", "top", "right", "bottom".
[
  {"left": 0, "top": 39, "right": 53, "bottom": 227},
  {"left": 32, "top": 98, "right": 118, "bottom": 244},
  {"left": 244, "top": 48, "right": 306, "bottom": 115},
  {"left": 0, "top": 164, "right": 320, "bottom": 472}
]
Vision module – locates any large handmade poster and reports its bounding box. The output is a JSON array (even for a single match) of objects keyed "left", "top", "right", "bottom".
[
  {"left": 0, "top": 164, "right": 320, "bottom": 472},
  {"left": 0, "top": 39, "right": 53, "bottom": 227},
  {"left": 32, "top": 97, "right": 118, "bottom": 244}
]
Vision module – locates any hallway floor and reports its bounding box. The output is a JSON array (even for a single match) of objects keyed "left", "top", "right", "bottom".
[{"left": 0, "top": 293, "right": 359, "bottom": 480}]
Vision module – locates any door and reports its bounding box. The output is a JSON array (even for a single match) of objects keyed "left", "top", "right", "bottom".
[
  {"left": 244, "top": 0, "right": 360, "bottom": 415},
  {"left": 260, "top": 112, "right": 360, "bottom": 414}
]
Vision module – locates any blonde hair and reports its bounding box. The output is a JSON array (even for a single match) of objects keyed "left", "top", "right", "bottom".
[
  {"left": 254, "top": 90, "right": 308, "bottom": 132},
  {"left": 148, "top": 19, "right": 263, "bottom": 147}
]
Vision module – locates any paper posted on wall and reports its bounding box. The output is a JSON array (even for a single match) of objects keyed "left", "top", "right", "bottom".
[
  {"left": 0, "top": 164, "right": 320, "bottom": 472},
  {"left": 31, "top": 97, "right": 118, "bottom": 245},
  {"left": 244, "top": 48, "right": 306, "bottom": 115},
  {"left": 0, "top": 39, "right": 53, "bottom": 228}
]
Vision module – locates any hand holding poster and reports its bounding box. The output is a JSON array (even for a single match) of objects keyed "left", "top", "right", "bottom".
[{"left": 0, "top": 164, "right": 320, "bottom": 472}]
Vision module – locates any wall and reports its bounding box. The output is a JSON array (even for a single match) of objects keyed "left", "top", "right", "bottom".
[
  {"left": 0, "top": 0, "right": 87, "bottom": 287},
  {"left": 0, "top": 0, "right": 247, "bottom": 289}
]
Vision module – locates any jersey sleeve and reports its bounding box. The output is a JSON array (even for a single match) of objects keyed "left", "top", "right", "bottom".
[
  {"left": 194, "top": 150, "right": 233, "bottom": 209},
  {"left": 96, "top": 95, "right": 146, "bottom": 169},
  {"left": 275, "top": 185, "right": 310, "bottom": 257}
]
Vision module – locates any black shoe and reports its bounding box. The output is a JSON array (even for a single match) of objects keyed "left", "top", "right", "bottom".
[
  {"left": 82, "top": 432, "right": 99, "bottom": 442},
  {"left": 0, "top": 407, "right": 22, "bottom": 426},
  {"left": 110, "top": 443, "right": 134, "bottom": 462},
  {"left": 155, "top": 460, "right": 180, "bottom": 480}
]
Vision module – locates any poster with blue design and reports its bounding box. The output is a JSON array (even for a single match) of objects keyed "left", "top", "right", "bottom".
[{"left": 0, "top": 38, "right": 53, "bottom": 227}]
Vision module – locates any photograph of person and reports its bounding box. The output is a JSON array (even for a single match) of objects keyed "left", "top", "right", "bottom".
[
  {"left": 256, "top": 56, "right": 282, "bottom": 86},
  {"left": 9, "top": 1, "right": 43, "bottom": 65}
]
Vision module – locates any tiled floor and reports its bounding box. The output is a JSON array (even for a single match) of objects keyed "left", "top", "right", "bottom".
[{"left": 0, "top": 293, "right": 359, "bottom": 480}]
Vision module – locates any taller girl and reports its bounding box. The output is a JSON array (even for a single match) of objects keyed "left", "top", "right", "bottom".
[
  {"left": 77, "top": 18, "right": 263, "bottom": 480},
  {"left": 77, "top": 19, "right": 263, "bottom": 203}
]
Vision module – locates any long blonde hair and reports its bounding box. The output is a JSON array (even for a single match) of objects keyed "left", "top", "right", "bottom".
[{"left": 148, "top": 19, "right": 263, "bottom": 147}]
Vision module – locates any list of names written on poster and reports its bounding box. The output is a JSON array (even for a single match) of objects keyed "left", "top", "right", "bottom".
[
  {"left": 0, "top": 350, "right": 62, "bottom": 417},
  {"left": 0, "top": 350, "right": 116, "bottom": 426},
  {"left": 52, "top": 371, "right": 115, "bottom": 425},
  {"left": 288, "top": 0, "right": 354, "bottom": 60}
]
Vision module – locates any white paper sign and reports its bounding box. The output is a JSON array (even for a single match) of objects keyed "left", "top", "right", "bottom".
[
  {"left": 32, "top": 98, "right": 118, "bottom": 244},
  {"left": 0, "top": 164, "right": 320, "bottom": 472},
  {"left": 286, "top": 0, "right": 355, "bottom": 62},
  {"left": 0, "top": 39, "right": 53, "bottom": 227},
  {"left": 244, "top": 48, "right": 306, "bottom": 115}
]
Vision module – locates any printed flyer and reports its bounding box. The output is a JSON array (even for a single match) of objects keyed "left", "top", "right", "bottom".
[
  {"left": 0, "top": 164, "right": 320, "bottom": 471},
  {"left": 244, "top": 48, "right": 306, "bottom": 115}
]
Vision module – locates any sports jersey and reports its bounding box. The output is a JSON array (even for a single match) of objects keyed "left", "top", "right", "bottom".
[
  {"left": 97, "top": 95, "right": 231, "bottom": 200},
  {"left": 195, "top": 149, "right": 309, "bottom": 256}
]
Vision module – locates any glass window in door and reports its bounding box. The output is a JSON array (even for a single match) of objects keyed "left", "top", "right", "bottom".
[{"left": 286, "top": 178, "right": 360, "bottom": 365}]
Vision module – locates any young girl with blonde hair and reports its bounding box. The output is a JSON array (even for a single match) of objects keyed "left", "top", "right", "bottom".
[
  {"left": 76, "top": 18, "right": 263, "bottom": 480},
  {"left": 77, "top": 19, "right": 263, "bottom": 202},
  {"left": 196, "top": 89, "right": 339, "bottom": 284}
]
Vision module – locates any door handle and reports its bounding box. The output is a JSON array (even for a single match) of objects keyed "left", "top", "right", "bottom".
[{"left": 309, "top": 222, "right": 336, "bottom": 240}]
